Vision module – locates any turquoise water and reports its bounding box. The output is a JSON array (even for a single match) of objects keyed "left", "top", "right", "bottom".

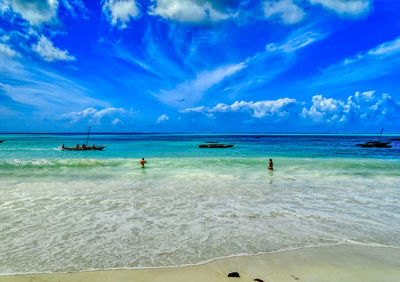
[{"left": 0, "top": 134, "right": 399, "bottom": 274}]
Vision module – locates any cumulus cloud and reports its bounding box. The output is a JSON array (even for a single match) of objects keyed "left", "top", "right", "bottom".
[
  {"left": 2, "top": 0, "right": 59, "bottom": 26},
  {"left": 263, "top": 0, "right": 305, "bottom": 25},
  {"left": 157, "top": 114, "right": 169, "bottom": 123},
  {"left": 32, "top": 35, "right": 75, "bottom": 62},
  {"left": 149, "top": 0, "right": 233, "bottom": 23},
  {"left": 183, "top": 98, "right": 298, "bottom": 119},
  {"left": 61, "top": 107, "right": 134, "bottom": 124},
  {"left": 102, "top": 0, "right": 139, "bottom": 29},
  {"left": 309, "top": 0, "right": 371, "bottom": 16},
  {"left": 182, "top": 91, "right": 400, "bottom": 126},
  {"left": 301, "top": 91, "right": 400, "bottom": 124}
]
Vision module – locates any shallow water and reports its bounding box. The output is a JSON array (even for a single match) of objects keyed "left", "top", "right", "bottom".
[{"left": 0, "top": 134, "right": 399, "bottom": 273}]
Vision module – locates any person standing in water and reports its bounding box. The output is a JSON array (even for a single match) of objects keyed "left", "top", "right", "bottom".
[
  {"left": 267, "top": 158, "right": 273, "bottom": 170},
  {"left": 140, "top": 157, "right": 147, "bottom": 168}
]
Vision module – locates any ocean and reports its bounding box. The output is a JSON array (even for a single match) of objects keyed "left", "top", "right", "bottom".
[{"left": 0, "top": 133, "right": 399, "bottom": 274}]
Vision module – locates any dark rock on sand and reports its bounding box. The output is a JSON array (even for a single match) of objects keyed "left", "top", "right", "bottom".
[
  {"left": 228, "top": 272, "right": 240, "bottom": 277},
  {"left": 254, "top": 279, "right": 264, "bottom": 282}
]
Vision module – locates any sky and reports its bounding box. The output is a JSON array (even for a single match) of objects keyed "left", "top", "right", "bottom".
[{"left": 0, "top": 0, "right": 400, "bottom": 133}]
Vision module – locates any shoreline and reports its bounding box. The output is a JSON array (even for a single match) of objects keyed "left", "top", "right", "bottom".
[{"left": 1, "top": 244, "right": 400, "bottom": 282}]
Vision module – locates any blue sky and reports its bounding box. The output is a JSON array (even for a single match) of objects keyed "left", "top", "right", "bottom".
[{"left": 0, "top": 0, "right": 400, "bottom": 133}]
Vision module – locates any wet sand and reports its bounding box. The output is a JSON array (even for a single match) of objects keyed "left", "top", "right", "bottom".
[{"left": 1, "top": 244, "right": 400, "bottom": 282}]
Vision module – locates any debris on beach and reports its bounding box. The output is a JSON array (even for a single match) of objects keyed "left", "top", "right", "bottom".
[
  {"left": 291, "top": 274, "right": 300, "bottom": 280},
  {"left": 227, "top": 272, "right": 240, "bottom": 277}
]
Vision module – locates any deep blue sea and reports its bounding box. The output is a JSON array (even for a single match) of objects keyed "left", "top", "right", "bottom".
[{"left": 0, "top": 133, "right": 399, "bottom": 274}]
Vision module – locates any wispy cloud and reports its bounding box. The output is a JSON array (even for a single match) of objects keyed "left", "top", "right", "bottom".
[
  {"left": 0, "top": 42, "right": 21, "bottom": 58},
  {"left": 157, "top": 62, "right": 246, "bottom": 107},
  {"left": 31, "top": 35, "right": 75, "bottom": 62},
  {"left": 266, "top": 30, "right": 326, "bottom": 53},
  {"left": 314, "top": 36, "right": 400, "bottom": 86},
  {"left": 61, "top": 107, "right": 134, "bottom": 124}
]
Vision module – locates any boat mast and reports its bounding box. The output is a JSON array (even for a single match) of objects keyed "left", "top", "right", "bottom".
[
  {"left": 85, "top": 126, "right": 91, "bottom": 146},
  {"left": 379, "top": 128, "right": 384, "bottom": 142}
]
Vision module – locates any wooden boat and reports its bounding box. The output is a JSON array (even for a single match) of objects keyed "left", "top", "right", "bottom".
[
  {"left": 62, "top": 145, "right": 106, "bottom": 151},
  {"left": 356, "top": 141, "right": 391, "bottom": 148},
  {"left": 61, "top": 126, "right": 106, "bottom": 151},
  {"left": 199, "top": 144, "right": 234, "bottom": 148},
  {"left": 356, "top": 128, "right": 391, "bottom": 148}
]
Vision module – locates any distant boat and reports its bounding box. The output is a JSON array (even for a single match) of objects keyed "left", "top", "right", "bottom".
[
  {"left": 356, "top": 128, "right": 391, "bottom": 148},
  {"left": 61, "top": 145, "right": 106, "bottom": 151},
  {"left": 61, "top": 126, "right": 106, "bottom": 151},
  {"left": 356, "top": 141, "right": 391, "bottom": 148},
  {"left": 199, "top": 144, "right": 234, "bottom": 148}
]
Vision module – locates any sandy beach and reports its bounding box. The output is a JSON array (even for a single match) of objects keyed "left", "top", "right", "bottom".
[{"left": 1, "top": 244, "right": 399, "bottom": 282}]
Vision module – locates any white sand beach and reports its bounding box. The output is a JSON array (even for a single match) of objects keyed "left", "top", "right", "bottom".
[{"left": 1, "top": 244, "right": 399, "bottom": 282}]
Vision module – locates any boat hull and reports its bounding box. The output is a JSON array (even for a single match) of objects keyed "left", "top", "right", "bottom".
[{"left": 62, "top": 146, "right": 106, "bottom": 151}]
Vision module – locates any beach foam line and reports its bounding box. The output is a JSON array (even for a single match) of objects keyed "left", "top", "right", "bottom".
[{"left": 1, "top": 244, "right": 399, "bottom": 282}]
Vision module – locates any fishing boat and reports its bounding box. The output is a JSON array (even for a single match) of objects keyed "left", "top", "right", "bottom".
[
  {"left": 199, "top": 144, "right": 234, "bottom": 148},
  {"left": 356, "top": 141, "right": 391, "bottom": 148},
  {"left": 61, "top": 145, "right": 106, "bottom": 151},
  {"left": 356, "top": 128, "right": 391, "bottom": 148},
  {"left": 61, "top": 126, "right": 106, "bottom": 151}
]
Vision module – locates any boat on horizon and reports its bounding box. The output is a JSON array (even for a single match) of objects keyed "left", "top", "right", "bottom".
[
  {"left": 199, "top": 144, "right": 234, "bottom": 148},
  {"left": 356, "top": 128, "right": 391, "bottom": 148},
  {"left": 61, "top": 126, "right": 106, "bottom": 151}
]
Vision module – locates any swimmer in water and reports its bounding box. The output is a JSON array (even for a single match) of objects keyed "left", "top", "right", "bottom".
[
  {"left": 267, "top": 158, "right": 273, "bottom": 170},
  {"left": 140, "top": 157, "right": 147, "bottom": 168}
]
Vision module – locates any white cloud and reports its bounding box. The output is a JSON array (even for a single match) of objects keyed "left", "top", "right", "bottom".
[
  {"left": 0, "top": 42, "right": 20, "bottom": 58},
  {"left": 157, "top": 114, "right": 169, "bottom": 123},
  {"left": 314, "top": 36, "right": 400, "bottom": 86},
  {"left": 301, "top": 95, "right": 348, "bottom": 123},
  {"left": 182, "top": 91, "right": 400, "bottom": 126},
  {"left": 2, "top": 0, "right": 59, "bottom": 26},
  {"left": 183, "top": 98, "right": 297, "bottom": 118},
  {"left": 263, "top": 0, "right": 305, "bottom": 25},
  {"left": 62, "top": 107, "right": 133, "bottom": 124},
  {"left": 111, "top": 117, "right": 122, "bottom": 125},
  {"left": 302, "top": 91, "right": 400, "bottom": 124},
  {"left": 32, "top": 35, "right": 75, "bottom": 62},
  {"left": 367, "top": 36, "right": 400, "bottom": 57},
  {"left": 158, "top": 62, "right": 246, "bottom": 107},
  {"left": 149, "top": 0, "right": 232, "bottom": 23},
  {"left": 309, "top": 0, "right": 370, "bottom": 16},
  {"left": 102, "top": 0, "right": 139, "bottom": 29},
  {"left": 266, "top": 30, "right": 325, "bottom": 52}
]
